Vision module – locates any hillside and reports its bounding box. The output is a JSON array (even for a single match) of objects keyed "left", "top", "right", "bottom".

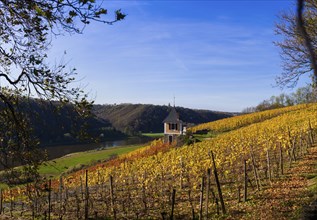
[
  {"left": 15, "top": 101, "right": 232, "bottom": 146},
  {"left": 93, "top": 103, "right": 234, "bottom": 134},
  {"left": 2, "top": 103, "right": 317, "bottom": 219},
  {"left": 20, "top": 100, "right": 126, "bottom": 146}
]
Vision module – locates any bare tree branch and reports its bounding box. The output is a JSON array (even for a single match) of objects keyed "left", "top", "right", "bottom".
[
  {"left": 0, "top": 0, "right": 125, "bottom": 185},
  {"left": 297, "top": 0, "right": 317, "bottom": 84}
]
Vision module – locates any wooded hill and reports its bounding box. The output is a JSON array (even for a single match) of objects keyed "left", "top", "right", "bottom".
[
  {"left": 22, "top": 100, "right": 125, "bottom": 146},
  {"left": 93, "top": 104, "right": 234, "bottom": 135},
  {"left": 16, "top": 101, "right": 233, "bottom": 146}
]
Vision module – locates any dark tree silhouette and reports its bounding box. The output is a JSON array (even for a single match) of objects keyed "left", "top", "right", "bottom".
[
  {"left": 0, "top": 0, "right": 125, "bottom": 185},
  {"left": 297, "top": 0, "right": 317, "bottom": 82},
  {"left": 275, "top": 0, "right": 317, "bottom": 88}
]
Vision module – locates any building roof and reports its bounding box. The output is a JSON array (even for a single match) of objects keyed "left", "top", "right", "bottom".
[{"left": 163, "top": 107, "right": 182, "bottom": 123}]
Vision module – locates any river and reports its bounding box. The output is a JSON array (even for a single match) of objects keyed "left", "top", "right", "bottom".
[{"left": 44, "top": 136, "right": 153, "bottom": 160}]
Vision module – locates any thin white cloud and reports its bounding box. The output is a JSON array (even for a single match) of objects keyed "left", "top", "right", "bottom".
[{"left": 47, "top": 1, "right": 298, "bottom": 112}]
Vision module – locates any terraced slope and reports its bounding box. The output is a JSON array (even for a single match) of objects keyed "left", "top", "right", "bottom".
[{"left": 2, "top": 104, "right": 317, "bottom": 219}]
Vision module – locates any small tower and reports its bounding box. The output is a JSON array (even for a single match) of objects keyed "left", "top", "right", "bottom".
[{"left": 163, "top": 107, "right": 186, "bottom": 144}]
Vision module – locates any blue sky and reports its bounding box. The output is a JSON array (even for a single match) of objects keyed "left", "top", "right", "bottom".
[{"left": 49, "top": 0, "right": 308, "bottom": 112}]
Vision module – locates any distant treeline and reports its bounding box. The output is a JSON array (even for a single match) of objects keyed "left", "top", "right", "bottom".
[
  {"left": 93, "top": 104, "right": 234, "bottom": 135},
  {"left": 15, "top": 100, "right": 126, "bottom": 146},
  {"left": 243, "top": 85, "right": 316, "bottom": 113},
  {"left": 4, "top": 100, "right": 233, "bottom": 146}
]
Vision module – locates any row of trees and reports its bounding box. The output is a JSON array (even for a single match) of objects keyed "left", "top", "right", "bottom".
[
  {"left": 243, "top": 85, "right": 316, "bottom": 113},
  {"left": 243, "top": 0, "right": 317, "bottom": 113}
]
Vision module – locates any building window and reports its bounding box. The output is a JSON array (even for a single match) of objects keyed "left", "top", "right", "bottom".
[{"left": 169, "top": 123, "right": 178, "bottom": 130}]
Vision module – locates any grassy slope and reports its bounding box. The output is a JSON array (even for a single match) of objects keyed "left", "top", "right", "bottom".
[
  {"left": 142, "top": 133, "right": 164, "bottom": 138},
  {"left": 39, "top": 145, "right": 143, "bottom": 177}
]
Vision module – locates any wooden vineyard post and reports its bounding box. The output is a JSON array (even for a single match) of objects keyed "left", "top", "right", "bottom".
[
  {"left": 266, "top": 150, "right": 272, "bottom": 182},
  {"left": 85, "top": 170, "right": 89, "bottom": 220},
  {"left": 179, "top": 157, "right": 184, "bottom": 189},
  {"left": 215, "top": 198, "right": 219, "bottom": 215},
  {"left": 304, "top": 134, "right": 309, "bottom": 154},
  {"left": 300, "top": 130, "right": 303, "bottom": 156},
  {"left": 65, "top": 187, "right": 69, "bottom": 200},
  {"left": 0, "top": 188, "right": 2, "bottom": 214},
  {"left": 159, "top": 171, "right": 164, "bottom": 213},
  {"left": 309, "top": 119, "right": 314, "bottom": 145},
  {"left": 307, "top": 135, "right": 313, "bottom": 149},
  {"left": 142, "top": 172, "right": 148, "bottom": 212},
  {"left": 48, "top": 179, "right": 51, "bottom": 220},
  {"left": 287, "top": 127, "right": 294, "bottom": 167},
  {"left": 170, "top": 189, "right": 176, "bottom": 220},
  {"left": 110, "top": 176, "right": 117, "bottom": 220},
  {"left": 80, "top": 176, "right": 84, "bottom": 200},
  {"left": 243, "top": 160, "right": 248, "bottom": 202},
  {"left": 10, "top": 190, "right": 13, "bottom": 217},
  {"left": 205, "top": 169, "right": 211, "bottom": 219},
  {"left": 59, "top": 176, "right": 63, "bottom": 216},
  {"left": 97, "top": 170, "right": 100, "bottom": 185},
  {"left": 199, "top": 176, "right": 205, "bottom": 220},
  {"left": 209, "top": 150, "right": 226, "bottom": 214},
  {"left": 21, "top": 202, "right": 24, "bottom": 217},
  {"left": 26, "top": 184, "right": 35, "bottom": 220},
  {"left": 187, "top": 190, "right": 195, "bottom": 219},
  {"left": 291, "top": 138, "right": 297, "bottom": 162},
  {"left": 249, "top": 145, "right": 261, "bottom": 191},
  {"left": 280, "top": 145, "right": 284, "bottom": 175},
  {"left": 75, "top": 189, "right": 80, "bottom": 220}
]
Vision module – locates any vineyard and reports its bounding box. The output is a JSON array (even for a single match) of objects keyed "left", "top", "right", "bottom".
[{"left": 1, "top": 103, "right": 317, "bottom": 219}]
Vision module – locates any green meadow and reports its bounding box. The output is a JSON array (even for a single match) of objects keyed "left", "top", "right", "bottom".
[
  {"left": 141, "top": 133, "right": 164, "bottom": 138},
  {"left": 39, "top": 145, "right": 144, "bottom": 177}
]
